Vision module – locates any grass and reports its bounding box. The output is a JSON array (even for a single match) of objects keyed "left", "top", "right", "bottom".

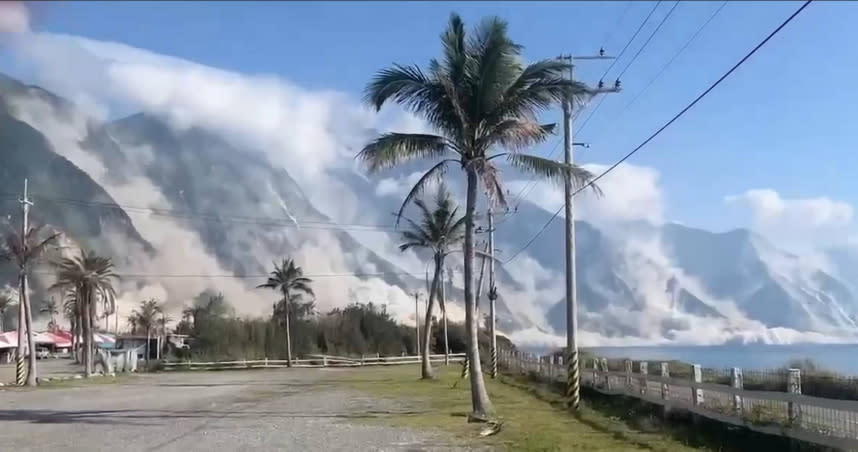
[{"left": 323, "top": 364, "right": 708, "bottom": 451}]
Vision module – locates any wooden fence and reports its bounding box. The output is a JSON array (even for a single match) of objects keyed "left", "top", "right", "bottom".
[
  {"left": 161, "top": 353, "right": 466, "bottom": 371},
  {"left": 498, "top": 349, "right": 858, "bottom": 451}
]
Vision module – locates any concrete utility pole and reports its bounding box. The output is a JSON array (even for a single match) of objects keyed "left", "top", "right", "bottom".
[
  {"left": 16, "top": 178, "right": 33, "bottom": 386},
  {"left": 487, "top": 206, "right": 498, "bottom": 379},
  {"left": 414, "top": 292, "right": 421, "bottom": 355},
  {"left": 560, "top": 51, "right": 620, "bottom": 410}
]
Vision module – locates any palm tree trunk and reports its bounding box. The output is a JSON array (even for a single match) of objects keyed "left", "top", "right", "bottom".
[
  {"left": 283, "top": 289, "right": 292, "bottom": 367},
  {"left": 71, "top": 316, "right": 77, "bottom": 363},
  {"left": 23, "top": 273, "right": 37, "bottom": 386},
  {"left": 83, "top": 291, "right": 93, "bottom": 377},
  {"left": 421, "top": 255, "right": 442, "bottom": 379},
  {"left": 463, "top": 167, "right": 493, "bottom": 419}
]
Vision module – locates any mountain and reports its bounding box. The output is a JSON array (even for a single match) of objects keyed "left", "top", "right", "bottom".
[{"left": 3, "top": 72, "right": 858, "bottom": 344}]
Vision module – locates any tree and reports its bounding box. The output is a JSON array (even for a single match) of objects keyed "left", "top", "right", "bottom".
[
  {"left": 0, "top": 291, "right": 15, "bottom": 332},
  {"left": 40, "top": 297, "right": 59, "bottom": 331},
  {"left": 129, "top": 299, "right": 163, "bottom": 360},
  {"left": 0, "top": 224, "right": 61, "bottom": 386},
  {"left": 358, "top": 13, "right": 599, "bottom": 418},
  {"left": 399, "top": 185, "right": 465, "bottom": 379},
  {"left": 61, "top": 288, "right": 82, "bottom": 362},
  {"left": 257, "top": 258, "right": 314, "bottom": 367},
  {"left": 51, "top": 250, "right": 118, "bottom": 377}
]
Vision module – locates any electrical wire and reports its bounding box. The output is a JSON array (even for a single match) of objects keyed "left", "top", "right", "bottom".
[
  {"left": 503, "top": 0, "right": 813, "bottom": 265},
  {"left": 30, "top": 269, "right": 424, "bottom": 279},
  {"left": 601, "top": 1, "right": 636, "bottom": 50},
  {"left": 614, "top": 0, "right": 681, "bottom": 81},
  {"left": 600, "top": 0, "right": 729, "bottom": 135},
  {"left": 599, "top": 0, "right": 662, "bottom": 82}
]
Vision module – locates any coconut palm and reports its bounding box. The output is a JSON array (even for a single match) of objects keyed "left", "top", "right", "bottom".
[
  {"left": 399, "top": 184, "right": 465, "bottom": 379},
  {"left": 61, "top": 288, "right": 82, "bottom": 362},
  {"left": 51, "top": 250, "right": 117, "bottom": 377},
  {"left": 358, "top": 14, "right": 600, "bottom": 418},
  {"left": 40, "top": 297, "right": 59, "bottom": 331},
  {"left": 257, "top": 258, "right": 314, "bottom": 367},
  {"left": 0, "top": 223, "right": 61, "bottom": 386},
  {"left": 129, "top": 299, "right": 163, "bottom": 360}
]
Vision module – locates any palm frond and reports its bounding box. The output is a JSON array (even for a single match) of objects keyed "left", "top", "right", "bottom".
[
  {"left": 507, "top": 153, "right": 602, "bottom": 196},
  {"left": 357, "top": 133, "right": 452, "bottom": 173},
  {"left": 480, "top": 121, "right": 554, "bottom": 152},
  {"left": 394, "top": 159, "right": 454, "bottom": 224}
]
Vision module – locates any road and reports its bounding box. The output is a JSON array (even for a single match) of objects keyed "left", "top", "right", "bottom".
[{"left": 0, "top": 368, "right": 470, "bottom": 451}]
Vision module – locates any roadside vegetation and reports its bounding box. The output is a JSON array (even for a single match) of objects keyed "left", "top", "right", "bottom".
[{"left": 328, "top": 364, "right": 707, "bottom": 452}]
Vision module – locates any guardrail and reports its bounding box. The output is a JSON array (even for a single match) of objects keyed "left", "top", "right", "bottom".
[
  {"left": 161, "top": 353, "right": 466, "bottom": 371},
  {"left": 499, "top": 349, "right": 858, "bottom": 451}
]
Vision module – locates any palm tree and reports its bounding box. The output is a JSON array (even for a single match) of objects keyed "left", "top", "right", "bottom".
[
  {"left": 0, "top": 291, "right": 15, "bottom": 332},
  {"left": 61, "top": 288, "right": 82, "bottom": 362},
  {"left": 51, "top": 250, "right": 118, "bottom": 377},
  {"left": 400, "top": 184, "right": 465, "bottom": 379},
  {"left": 358, "top": 14, "right": 599, "bottom": 418},
  {"left": 129, "top": 299, "right": 163, "bottom": 360},
  {"left": 257, "top": 258, "right": 314, "bottom": 367},
  {"left": 40, "top": 297, "right": 59, "bottom": 331},
  {"left": 0, "top": 223, "right": 61, "bottom": 386}
]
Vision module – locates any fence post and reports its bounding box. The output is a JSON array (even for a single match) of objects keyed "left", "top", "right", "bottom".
[
  {"left": 660, "top": 362, "right": 671, "bottom": 419},
  {"left": 692, "top": 364, "right": 704, "bottom": 406},
  {"left": 731, "top": 367, "right": 743, "bottom": 417},
  {"left": 639, "top": 361, "right": 648, "bottom": 395},
  {"left": 322, "top": 355, "right": 328, "bottom": 367},
  {"left": 624, "top": 359, "right": 633, "bottom": 390},
  {"left": 601, "top": 358, "right": 610, "bottom": 390},
  {"left": 264, "top": 357, "right": 269, "bottom": 368},
  {"left": 537, "top": 355, "right": 542, "bottom": 375},
  {"left": 591, "top": 358, "right": 597, "bottom": 384},
  {"left": 788, "top": 368, "right": 801, "bottom": 426}
]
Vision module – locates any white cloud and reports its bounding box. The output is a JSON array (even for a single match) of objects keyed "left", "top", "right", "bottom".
[
  {"left": 725, "top": 189, "right": 854, "bottom": 252},
  {"left": 0, "top": 2, "right": 29, "bottom": 34}
]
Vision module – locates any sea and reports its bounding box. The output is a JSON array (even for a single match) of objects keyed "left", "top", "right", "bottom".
[{"left": 580, "top": 343, "right": 858, "bottom": 375}]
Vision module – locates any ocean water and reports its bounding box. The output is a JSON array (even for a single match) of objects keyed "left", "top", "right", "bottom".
[{"left": 582, "top": 343, "right": 858, "bottom": 375}]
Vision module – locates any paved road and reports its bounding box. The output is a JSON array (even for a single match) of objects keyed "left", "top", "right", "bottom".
[{"left": 0, "top": 368, "right": 469, "bottom": 451}]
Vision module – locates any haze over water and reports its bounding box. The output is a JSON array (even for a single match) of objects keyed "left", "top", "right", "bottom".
[{"left": 584, "top": 343, "right": 858, "bottom": 374}]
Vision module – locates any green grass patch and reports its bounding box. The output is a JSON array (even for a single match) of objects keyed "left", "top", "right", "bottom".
[{"left": 323, "top": 364, "right": 707, "bottom": 451}]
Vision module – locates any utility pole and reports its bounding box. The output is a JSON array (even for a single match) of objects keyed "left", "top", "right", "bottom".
[
  {"left": 559, "top": 51, "right": 620, "bottom": 410},
  {"left": 487, "top": 206, "right": 498, "bottom": 379},
  {"left": 414, "top": 292, "right": 421, "bottom": 356},
  {"left": 440, "top": 265, "right": 449, "bottom": 365},
  {"left": 16, "top": 179, "right": 33, "bottom": 386}
]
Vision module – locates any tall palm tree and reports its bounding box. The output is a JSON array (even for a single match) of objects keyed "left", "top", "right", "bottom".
[
  {"left": 358, "top": 14, "right": 599, "bottom": 418},
  {"left": 40, "top": 297, "right": 59, "bottom": 331},
  {"left": 51, "top": 250, "right": 118, "bottom": 377},
  {"left": 61, "top": 288, "right": 82, "bottom": 362},
  {"left": 0, "top": 224, "right": 61, "bottom": 386},
  {"left": 257, "top": 258, "right": 314, "bottom": 367},
  {"left": 129, "top": 299, "right": 163, "bottom": 360},
  {"left": 0, "top": 292, "right": 15, "bottom": 332},
  {"left": 400, "top": 185, "right": 465, "bottom": 379}
]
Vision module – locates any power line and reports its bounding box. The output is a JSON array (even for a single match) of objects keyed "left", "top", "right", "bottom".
[
  {"left": 575, "top": 1, "right": 666, "bottom": 138},
  {"left": 504, "top": 0, "right": 813, "bottom": 265},
  {"left": 599, "top": 0, "right": 662, "bottom": 82},
  {"left": 604, "top": 1, "right": 729, "bottom": 132},
  {"left": 614, "top": 0, "right": 681, "bottom": 81}
]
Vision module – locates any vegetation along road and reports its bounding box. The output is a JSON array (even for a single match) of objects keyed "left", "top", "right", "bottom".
[{"left": 0, "top": 365, "right": 708, "bottom": 451}]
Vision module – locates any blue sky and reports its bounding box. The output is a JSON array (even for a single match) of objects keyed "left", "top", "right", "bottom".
[{"left": 5, "top": 1, "right": 857, "bottom": 236}]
